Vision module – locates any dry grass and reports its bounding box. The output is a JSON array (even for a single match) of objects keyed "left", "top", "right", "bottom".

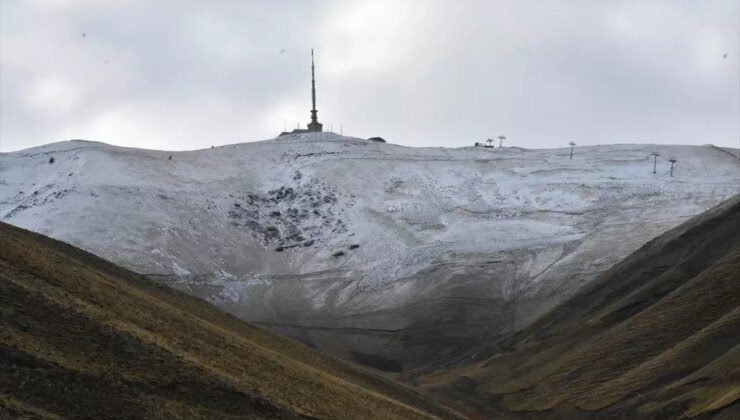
[
  {"left": 419, "top": 195, "right": 740, "bottom": 419},
  {"left": 0, "top": 222, "right": 461, "bottom": 419}
]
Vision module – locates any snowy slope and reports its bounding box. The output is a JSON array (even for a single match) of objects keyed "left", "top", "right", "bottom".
[{"left": 2, "top": 133, "right": 739, "bottom": 370}]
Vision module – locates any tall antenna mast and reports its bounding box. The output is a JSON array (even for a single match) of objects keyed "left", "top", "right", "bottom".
[
  {"left": 311, "top": 49, "right": 317, "bottom": 121},
  {"left": 307, "top": 49, "right": 323, "bottom": 132}
]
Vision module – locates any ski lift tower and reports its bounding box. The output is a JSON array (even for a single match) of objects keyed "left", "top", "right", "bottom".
[
  {"left": 498, "top": 135, "right": 506, "bottom": 147},
  {"left": 651, "top": 152, "right": 660, "bottom": 174},
  {"left": 669, "top": 158, "right": 677, "bottom": 177},
  {"left": 569, "top": 141, "right": 576, "bottom": 160}
]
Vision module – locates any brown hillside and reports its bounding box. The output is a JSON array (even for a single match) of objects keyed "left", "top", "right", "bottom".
[
  {"left": 0, "top": 222, "right": 461, "bottom": 419},
  {"left": 420, "top": 194, "right": 740, "bottom": 419}
]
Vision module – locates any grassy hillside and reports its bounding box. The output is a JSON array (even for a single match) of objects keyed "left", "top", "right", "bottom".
[
  {"left": 419, "top": 195, "right": 740, "bottom": 419},
  {"left": 0, "top": 222, "right": 460, "bottom": 419}
]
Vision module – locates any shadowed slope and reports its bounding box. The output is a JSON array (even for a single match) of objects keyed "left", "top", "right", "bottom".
[
  {"left": 0, "top": 222, "right": 460, "bottom": 419},
  {"left": 420, "top": 195, "right": 740, "bottom": 419}
]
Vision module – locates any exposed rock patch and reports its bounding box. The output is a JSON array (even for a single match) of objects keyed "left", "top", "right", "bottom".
[{"left": 227, "top": 178, "right": 352, "bottom": 250}]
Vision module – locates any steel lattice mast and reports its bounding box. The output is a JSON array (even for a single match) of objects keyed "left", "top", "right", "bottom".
[
  {"left": 311, "top": 50, "right": 317, "bottom": 122},
  {"left": 307, "top": 49, "right": 323, "bottom": 132}
]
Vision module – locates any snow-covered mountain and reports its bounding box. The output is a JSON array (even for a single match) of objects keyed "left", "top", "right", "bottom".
[{"left": 2, "top": 133, "right": 739, "bottom": 370}]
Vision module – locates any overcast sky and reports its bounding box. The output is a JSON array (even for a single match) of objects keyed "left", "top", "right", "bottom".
[{"left": 1, "top": 0, "right": 738, "bottom": 152}]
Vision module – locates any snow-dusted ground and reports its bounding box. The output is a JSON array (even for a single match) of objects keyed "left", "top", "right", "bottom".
[{"left": 2, "top": 133, "right": 739, "bottom": 369}]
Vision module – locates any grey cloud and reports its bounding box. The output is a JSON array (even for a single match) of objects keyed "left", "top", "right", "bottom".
[{"left": 1, "top": 0, "right": 737, "bottom": 152}]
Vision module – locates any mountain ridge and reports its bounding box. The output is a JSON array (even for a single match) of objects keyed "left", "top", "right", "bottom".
[{"left": 2, "top": 133, "right": 739, "bottom": 371}]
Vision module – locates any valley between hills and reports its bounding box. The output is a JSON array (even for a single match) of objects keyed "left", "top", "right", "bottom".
[{"left": 1, "top": 135, "right": 739, "bottom": 418}]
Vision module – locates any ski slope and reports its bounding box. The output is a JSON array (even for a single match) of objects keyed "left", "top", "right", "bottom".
[{"left": 2, "top": 133, "right": 739, "bottom": 369}]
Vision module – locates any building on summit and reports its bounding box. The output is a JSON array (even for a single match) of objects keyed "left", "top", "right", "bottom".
[{"left": 279, "top": 49, "right": 323, "bottom": 137}]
